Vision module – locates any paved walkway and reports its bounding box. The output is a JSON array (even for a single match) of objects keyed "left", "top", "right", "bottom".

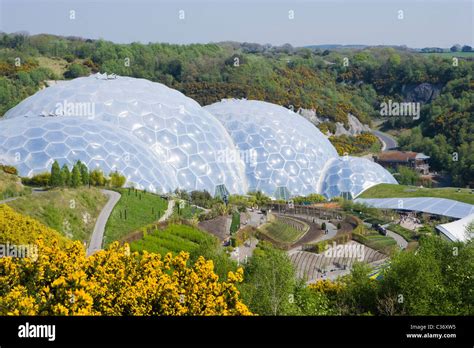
[
  {"left": 372, "top": 130, "right": 398, "bottom": 151},
  {"left": 159, "top": 199, "right": 175, "bottom": 222},
  {"left": 87, "top": 190, "right": 121, "bottom": 256},
  {"left": 385, "top": 229, "right": 408, "bottom": 249}
]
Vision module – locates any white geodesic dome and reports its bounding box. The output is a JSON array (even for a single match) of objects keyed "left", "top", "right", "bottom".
[
  {"left": 205, "top": 99, "right": 339, "bottom": 197},
  {"left": 0, "top": 117, "right": 177, "bottom": 192},
  {"left": 3, "top": 74, "right": 247, "bottom": 194},
  {"left": 319, "top": 156, "right": 398, "bottom": 199}
]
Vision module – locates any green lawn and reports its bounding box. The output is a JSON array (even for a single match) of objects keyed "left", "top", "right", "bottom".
[
  {"left": 260, "top": 219, "right": 308, "bottom": 245},
  {"left": 359, "top": 184, "right": 474, "bottom": 205},
  {"left": 104, "top": 188, "right": 168, "bottom": 246},
  {"left": 130, "top": 224, "right": 216, "bottom": 256},
  {"left": 7, "top": 187, "right": 107, "bottom": 242}
]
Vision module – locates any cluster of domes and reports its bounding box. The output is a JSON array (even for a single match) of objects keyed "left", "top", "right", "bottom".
[{"left": 0, "top": 74, "right": 397, "bottom": 198}]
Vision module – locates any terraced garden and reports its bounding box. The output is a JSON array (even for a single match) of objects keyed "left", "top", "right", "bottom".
[
  {"left": 130, "top": 223, "right": 216, "bottom": 256},
  {"left": 259, "top": 217, "right": 309, "bottom": 247}
]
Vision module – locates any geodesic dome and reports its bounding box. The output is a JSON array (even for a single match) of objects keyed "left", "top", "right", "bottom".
[
  {"left": 0, "top": 117, "right": 177, "bottom": 192},
  {"left": 205, "top": 99, "right": 339, "bottom": 197},
  {"left": 319, "top": 156, "right": 398, "bottom": 199},
  {"left": 3, "top": 74, "right": 247, "bottom": 194}
]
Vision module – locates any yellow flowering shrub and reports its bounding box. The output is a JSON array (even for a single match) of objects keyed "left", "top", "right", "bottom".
[
  {"left": 0, "top": 204, "right": 70, "bottom": 247},
  {"left": 309, "top": 279, "right": 346, "bottom": 298},
  {"left": 0, "top": 207, "right": 252, "bottom": 316}
]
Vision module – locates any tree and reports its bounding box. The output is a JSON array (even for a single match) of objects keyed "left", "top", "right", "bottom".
[
  {"left": 63, "top": 63, "right": 88, "bottom": 79},
  {"left": 248, "top": 191, "right": 270, "bottom": 208},
  {"left": 240, "top": 243, "right": 297, "bottom": 315},
  {"left": 71, "top": 163, "right": 82, "bottom": 188},
  {"left": 60, "top": 164, "right": 71, "bottom": 186},
  {"left": 396, "top": 166, "right": 420, "bottom": 185},
  {"left": 90, "top": 169, "right": 106, "bottom": 187},
  {"left": 379, "top": 236, "right": 473, "bottom": 315},
  {"left": 50, "top": 160, "right": 62, "bottom": 187},
  {"left": 450, "top": 44, "right": 461, "bottom": 52},
  {"left": 78, "top": 161, "right": 89, "bottom": 186},
  {"left": 109, "top": 171, "right": 126, "bottom": 188},
  {"left": 461, "top": 45, "right": 472, "bottom": 52}
]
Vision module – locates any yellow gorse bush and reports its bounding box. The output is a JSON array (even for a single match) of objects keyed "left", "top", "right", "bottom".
[
  {"left": 0, "top": 204, "right": 70, "bottom": 246},
  {"left": 0, "top": 206, "right": 252, "bottom": 316}
]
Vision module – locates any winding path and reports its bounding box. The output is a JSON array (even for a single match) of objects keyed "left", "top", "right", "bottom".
[
  {"left": 372, "top": 130, "right": 398, "bottom": 151},
  {"left": 87, "top": 190, "right": 121, "bottom": 256},
  {"left": 159, "top": 199, "right": 175, "bottom": 222}
]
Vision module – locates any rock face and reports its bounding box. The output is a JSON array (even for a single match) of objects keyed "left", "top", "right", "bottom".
[
  {"left": 298, "top": 109, "right": 371, "bottom": 136},
  {"left": 335, "top": 114, "right": 371, "bottom": 136},
  {"left": 402, "top": 83, "right": 441, "bottom": 103}
]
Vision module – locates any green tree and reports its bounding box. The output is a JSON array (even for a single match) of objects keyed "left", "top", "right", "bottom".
[
  {"left": 396, "top": 166, "right": 420, "bottom": 185},
  {"left": 90, "top": 169, "right": 106, "bottom": 186},
  {"left": 50, "top": 160, "right": 62, "bottom": 187},
  {"left": 78, "top": 161, "right": 89, "bottom": 185},
  {"left": 63, "top": 63, "right": 88, "bottom": 79},
  {"left": 71, "top": 163, "right": 83, "bottom": 188},
  {"left": 60, "top": 164, "right": 71, "bottom": 186},
  {"left": 379, "top": 236, "right": 473, "bottom": 315},
  {"left": 109, "top": 171, "right": 126, "bottom": 188},
  {"left": 240, "top": 243, "right": 297, "bottom": 315}
]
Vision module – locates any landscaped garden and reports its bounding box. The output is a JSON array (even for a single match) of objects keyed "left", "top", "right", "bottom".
[
  {"left": 130, "top": 223, "right": 215, "bottom": 256},
  {"left": 259, "top": 217, "right": 309, "bottom": 247}
]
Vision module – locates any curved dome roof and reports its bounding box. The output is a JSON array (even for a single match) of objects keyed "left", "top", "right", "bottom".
[
  {"left": 205, "top": 99, "right": 339, "bottom": 197},
  {"left": 4, "top": 74, "right": 247, "bottom": 194},
  {"left": 319, "top": 156, "right": 398, "bottom": 199},
  {"left": 0, "top": 117, "right": 177, "bottom": 192}
]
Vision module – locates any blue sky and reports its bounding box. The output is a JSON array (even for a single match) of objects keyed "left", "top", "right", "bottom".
[{"left": 0, "top": 0, "right": 472, "bottom": 47}]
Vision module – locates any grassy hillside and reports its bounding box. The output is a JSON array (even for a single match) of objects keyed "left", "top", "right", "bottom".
[
  {"left": 359, "top": 183, "right": 474, "bottom": 205},
  {"left": 0, "top": 171, "right": 30, "bottom": 200},
  {"left": 104, "top": 188, "right": 168, "bottom": 246},
  {"left": 7, "top": 187, "right": 108, "bottom": 242},
  {"left": 36, "top": 56, "right": 68, "bottom": 77}
]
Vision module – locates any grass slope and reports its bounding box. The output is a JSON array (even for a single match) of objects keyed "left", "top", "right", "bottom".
[
  {"left": 7, "top": 187, "right": 107, "bottom": 243},
  {"left": 0, "top": 171, "right": 30, "bottom": 200},
  {"left": 104, "top": 188, "right": 168, "bottom": 246},
  {"left": 359, "top": 184, "right": 474, "bottom": 205}
]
